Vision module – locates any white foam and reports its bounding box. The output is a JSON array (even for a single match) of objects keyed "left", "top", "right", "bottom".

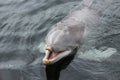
[
  {"left": 0, "top": 60, "right": 26, "bottom": 69},
  {"left": 38, "top": 42, "right": 46, "bottom": 53},
  {"left": 78, "top": 47, "right": 117, "bottom": 62}
]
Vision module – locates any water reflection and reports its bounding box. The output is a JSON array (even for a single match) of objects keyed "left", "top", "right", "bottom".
[{"left": 45, "top": 48, "right": 77, "bottom": 80}]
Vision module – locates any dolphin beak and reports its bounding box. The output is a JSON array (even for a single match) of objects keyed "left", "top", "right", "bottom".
[
  {"left": 42, "top": 47, "right": 72, "bottom": 65},
  {"left": 42, "top": 49, "right": 60, "bottom": 65},
  {"left": 42, "top": 49, "right": 52, "bottom": 65}
]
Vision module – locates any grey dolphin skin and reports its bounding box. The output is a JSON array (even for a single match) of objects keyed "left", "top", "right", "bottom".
[
  {"left": 42, "top": 0, "right": 118, "bottom": 65},
  {"left": 42, "top": 15, "right": 85, "bottom": 64}
]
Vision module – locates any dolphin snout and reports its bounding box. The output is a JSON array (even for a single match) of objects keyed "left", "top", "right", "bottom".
[{"left": 42, "top": 46, "right": 72, "bottom": 65}]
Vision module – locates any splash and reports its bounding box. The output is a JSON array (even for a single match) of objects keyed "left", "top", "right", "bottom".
[{"left": 78, "top": 47, "right": 117, "bottom": 62}]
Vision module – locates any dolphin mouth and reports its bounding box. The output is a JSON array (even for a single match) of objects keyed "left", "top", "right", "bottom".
[
  {"left": 46, "top": 51, "right": 60, "bottom": 60},
  {"left": 42, "top": 49, "right": 63, "bottom": 65},
  {"left": 42, "top": 46, "right": 73, "bottom": 65}
]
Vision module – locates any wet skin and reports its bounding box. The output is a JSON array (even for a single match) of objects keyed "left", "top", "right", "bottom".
[{"left": 42, "top": 22, "right": 85, "bottom": 65}]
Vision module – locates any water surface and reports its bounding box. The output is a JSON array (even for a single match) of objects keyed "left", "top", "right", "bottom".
[{"left": 0, "top": 0, "right": 120, "bottom": 80}]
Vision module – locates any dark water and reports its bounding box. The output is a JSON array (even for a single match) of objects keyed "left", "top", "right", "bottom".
[{"left": 0, "top": 0, "right": 120, "bottom": 80}]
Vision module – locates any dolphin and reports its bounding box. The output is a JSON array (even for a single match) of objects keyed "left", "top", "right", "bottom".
[
  {"left": 42, "top": 12, "right": 86, "bottom": 65},
  {"left": 42, "top": 0, "right": 117, "bottom": 65}
]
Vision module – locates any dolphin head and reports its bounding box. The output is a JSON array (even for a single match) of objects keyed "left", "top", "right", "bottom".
[{"left": 42, "top": 23, "right": 85, "bottom": 65}]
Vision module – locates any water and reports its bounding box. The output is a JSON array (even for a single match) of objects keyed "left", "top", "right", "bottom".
[{"left": 0, "top": 0, "right": 120, "bottom": 80}]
